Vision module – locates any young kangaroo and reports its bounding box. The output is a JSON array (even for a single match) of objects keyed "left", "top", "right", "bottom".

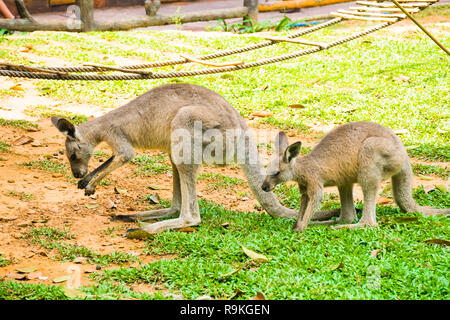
[
  {"left": 52, "top": 84, "right": 334, "bottom": 236},
  {"left": 262, "top": 121, "right": 449, "bottom": 231}
]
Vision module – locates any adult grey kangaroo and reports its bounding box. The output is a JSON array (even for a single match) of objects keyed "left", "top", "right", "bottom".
[
  {"left": 52, "top": 84, "right": 332, "bottom": 235},
  {"left": 262, "top": 121, "right": 449, "bottom": 231}
]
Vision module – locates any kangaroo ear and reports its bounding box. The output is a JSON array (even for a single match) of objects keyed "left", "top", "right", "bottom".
[
  {"left": 283, "top": 141, "right": 302, "bottom": 163},
  {"left": 275, "top": 131, "right": 289, "bottom": 156},
  {"left": 51, "top": 116, "right": 78, "bottom": 139}
]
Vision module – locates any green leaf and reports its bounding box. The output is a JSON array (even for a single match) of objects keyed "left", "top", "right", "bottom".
[
  {"left": 16, "top": 267, "right": 37, "bottom": 274},
  {"left": 242, "top": 246, "right": 270, "bottom": 262},
  {"left": 53, "top": 275, "right": 71, "bottom": 283}
]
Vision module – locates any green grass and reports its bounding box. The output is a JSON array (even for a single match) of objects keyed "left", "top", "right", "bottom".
[
  {"left": 0, "top": 281, "right": 69, "bottom": 300},
  {"left": 24, "top": 106, "right": 88, "bottom": 125},
  {"left": 0, "top": 141, "right": 10, "bottom": 153},
  {"left": 25, "top": 227, "right": 137, "bottom": 266},
  {"left": 411, "top": 163, "right": 449, "bottom": 180},
  {"left": 91, "top": 196, "right": 449, "bottom": 300},
  {"left": 20, "top": 159, "right": 69, "bottom": 175},
  {"left": 198, "top": 172, "right": 245, "bottom": 190},
  {"left": 0, "top": 118, "right": 38, "bottom": 130},
  {"left": 8, "top": 190, "right": 34, "bottom": 201},
  {"left": 131, "top": 153, "right": 171, "bottom": 176}
]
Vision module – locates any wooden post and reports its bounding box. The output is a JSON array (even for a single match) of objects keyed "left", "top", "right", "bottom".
[
  {"left": 390, "top": 0, "right": 449, "bottom": 56},
  {"left": 243, "top": 0, "right": 258, "bottom": 25},
  {"left": 78, "top": 0, "right": 94, "bottom": 31}
]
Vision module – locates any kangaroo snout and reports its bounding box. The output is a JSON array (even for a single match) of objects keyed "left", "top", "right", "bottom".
[
  {"left": 261, "top": 180, "right": 272, "bottom": 192},
  {"left": 72, "top": 168, "right": 87, "bottom": 179}
]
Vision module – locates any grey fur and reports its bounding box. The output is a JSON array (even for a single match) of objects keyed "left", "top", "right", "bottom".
[
  {"left": 262, "top": 121, "right": 449, "bottom": 231},
  {"left": 52, "top": 84, "right": 324, "bottom": 235}
]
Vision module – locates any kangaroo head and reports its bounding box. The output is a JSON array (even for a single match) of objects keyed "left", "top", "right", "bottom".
[
  {"left": 51, "top": 116, "right": 93, "bottom": 179},
  {"left": 261, "top": 131, "right": 302, "bottom": 192}
]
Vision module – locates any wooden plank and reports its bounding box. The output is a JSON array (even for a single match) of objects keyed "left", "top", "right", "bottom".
[
  {"left": 339, "top": 9, "right": 406, "bottom": 18},
  {"left": 259, "top": 0, "right": 354, "bottom": 12},
  {"left": 356, "top": 1, "right": 431, "bottom": 7},
  {"left": 349, "top": 6, "right": 420, "bottom": 12},
  {"left": 179, "top": 54, "right": 244, "bottom": 67},
  {"left": 331, "top": 11, "right": 399, "bottom": 22},
  {"left": 363, "top": 0, "right": 436, "bottom": 2},
  {"left": 263, "top": 36, "right": 327, "bottom": 48},
  {"left": 95, "top": 7, "right": 249, "bottom": 31},
  {"left": 50, "top": 0, "right": 76, "bottom": 5}
]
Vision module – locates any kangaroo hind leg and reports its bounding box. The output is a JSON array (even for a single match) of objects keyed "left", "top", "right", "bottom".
[
  {"left": 334, "top": 137, "right": 390, "bottom": 229},
  {"left": 124, "top": 164, "right": 201, "bottom": 236},
  {"left": 114, "top": 159, "right": 181, "bottom": 222}
]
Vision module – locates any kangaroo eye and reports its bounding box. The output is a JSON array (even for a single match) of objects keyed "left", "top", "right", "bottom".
[
  {"left": 70, "top": 154, "right": 77, "bottom": 161},
  {"left": 273, "top": 171, "right": 280, "bottom": 176}
]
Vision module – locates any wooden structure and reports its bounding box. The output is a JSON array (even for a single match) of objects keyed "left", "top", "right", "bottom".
[
  {"left": 259, "top": 0, "right": 354, "bottom": 12},
  {"left": 0, "top": 0, "right": 259, "bottom": 32}
]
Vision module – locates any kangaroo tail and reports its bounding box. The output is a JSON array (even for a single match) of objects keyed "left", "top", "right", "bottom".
[{"left": 392, "top": 159, "right": 450, "bottom": 216}]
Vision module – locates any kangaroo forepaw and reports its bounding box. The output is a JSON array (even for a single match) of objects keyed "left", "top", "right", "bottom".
[{"left": 78, "top": 178, "right": 90, "bottom": 189}]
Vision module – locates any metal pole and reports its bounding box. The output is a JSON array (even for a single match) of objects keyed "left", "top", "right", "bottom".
[{"left": 390, "top": 0, "right": 449, "bottom": 55}]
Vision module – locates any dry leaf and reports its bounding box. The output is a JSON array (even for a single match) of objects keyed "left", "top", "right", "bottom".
[
  {"left": 394, "top": 75, "right": 411, "bottom": 82},
  {"left": 85, "top": 204, "right": 99, "bottom": 209},
  {"left": 394, "top": 129, "right": 408, "bottom": 135},
  {"left": 418, "top": 175, "right": 433, "bottom": 181},
  {"left": 251, "top": 111, "right": 272, "bottom": 118},
  {"left": 10, "top": 84, "right": 25, "bottom": 91},
  {"left": 252, "top": 292, "right": 266, "bottom": 300},
  {"left": 423, "top": 239, "right": 450, "bottom": 246},
  {"left": 62, "top": 287, "right": 87, "bottom": 299},
  {"left": 330, "top": 262, "right": 344, "bottom": 271},
  {"left": 27, "top": 272, "right": 43, "bottom": 280},
  {"left": 242, "top": 246, "right": 270, "bottom": 262},
  {"left": 178, "top": 227, "right": 196, "bottom": 233},
  {"left": 6, "top": 273, "right": 28, "bottom": 280},
  {"left": 84, "top": 267, "right": 98, "bottom": 274},
  {"left": 434, "top": 185, "right": 447, "bottom": 194},
  {"left": 105, "top": 199, "right": 117, "bottom": 210},
  {"left": 147, "top": 194, "right": 160, "bottom": 204},
  {"left": 148, "top": 185, "right": 165, "bottom": 190},
  {"left": 220, "top": 222, "right": 230, "bottom": 228},
  {"left": 371, "top": 249, "right": 381, "bottom": 258},
  {"left": 393, "top": 216, "right": 418, "bottom": 223},
  {"left": 12, "top": 135, "right": 34, "bottom": 146},
  {"left": 377, "top": 197, "right": 391, "bottom": 205},
  {"left": 114, "top": 187, "right": 127, "bottom": 194},
  {"left": 73, "top": 257, "right": 87, "bottom": 264},
  {"left": 288, "top": 104, "right": 306, "bottom": 109}
]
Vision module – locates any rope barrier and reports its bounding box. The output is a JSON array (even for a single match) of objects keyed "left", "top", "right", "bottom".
[
  {"left": 0, "top": 0, "right": 443, "bottom": 81},
  {"left": 0, "top": 21, "right": 393, "bottom": 81}
]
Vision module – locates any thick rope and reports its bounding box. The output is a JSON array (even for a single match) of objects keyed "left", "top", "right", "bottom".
[
  {"left": 0, "top": 18, "right": 342, "bottom": 73},
  {"left": 0, "top": 21, "right": 393, "bottom": 81}
]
